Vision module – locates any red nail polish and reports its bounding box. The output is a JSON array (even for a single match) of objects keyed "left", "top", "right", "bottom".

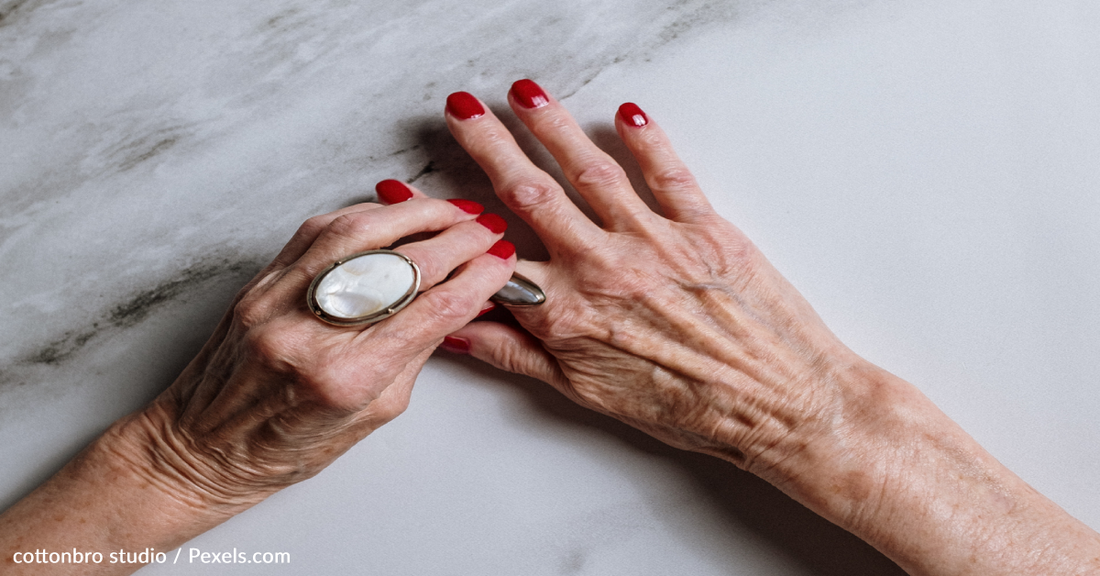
[
  {"left": 446, "top": 92, "right": 485, "bottom": 120},
  {"left": 511, "top": 79, "right": 549, "bottom": 109},
  {"left": 476, "top": 213, "right": 508, "bottom": 234},
  {"left": 441, "top": 335, "right": 471, "bottom": 354},
  {"left": 477, "top": 302, "right": 496, "bottom": 317},
  {"left": 376, "top": 179, "right": 413, "bottom": 204},
  {"left": 618, "top": 102, "right": 648, "bottom": 128},
  {"left": 448, "top": 199, "right": 484, "bottom": 215},
  {"left": 487, "top": 240, "right": 515, "bottom": 260}
]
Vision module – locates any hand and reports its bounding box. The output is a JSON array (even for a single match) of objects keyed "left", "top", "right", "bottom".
[
  {"left": 0, "top": 189, "right": 517, "bottom": 575},
  {"left": 438, "top": 81, "right": 1100, "bottom": 576},
  {"left": 441, "top": 83, "right": 856, "bottom": 479},
  {"left": 112, "top": 189, "right": 515, "bottom": 513}
]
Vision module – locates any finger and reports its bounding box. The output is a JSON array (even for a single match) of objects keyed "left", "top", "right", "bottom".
[
  {"left": 508, "top": 79, "right": 654, "bottom": 230},
  {"left": 444, "top": 91, "right": 601, "bottom": 251},
  {"left": 271, "top": 202, "right": 385, "bottom": 270},
  {"left": 374, "top": 179, "right": 448, "bottom": 205},
  {"left": 394, "top": 213, "right": 508, "bottom": 287},
  {"left": 280, "top": 175, "right": 444, "bottom": 270},
  {"left": 614, "top": 103, "right": 715, "bottom": 222},
  {"left": 367, "top": 245, "right": 515, "bottom": 358},
  {"left": 441, "top": 321, "right": 567, "bottom": 392},
  {"left": 295, "top": 198, "right": 481, "bottom": 279},
  {"left": 377, "top": 179, "right": 486, "bottom": 216}
]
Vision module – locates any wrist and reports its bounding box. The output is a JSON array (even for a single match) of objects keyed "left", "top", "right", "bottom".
[
  {"left": 83, "top": 411, "right": 243, "bottom": 551},
  {"left": 0, "top": 409, "right": 242, "bottom": 575},
  {"left": 99, "top": 401, "right": 276, "bottom": 529},
  {"left": 763, "top": 361, "right": 1100, "bottom": 575},
  {"left": 764, "top": 361, "right": 937, "bottom": 529}
]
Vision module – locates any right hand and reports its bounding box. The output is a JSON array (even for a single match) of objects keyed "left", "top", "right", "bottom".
[
  {"left": 440, "top": 82, "right": 868, "bottom": 483},
  {"left": 438, "top": 81, "right": 1100, "bottom": 576}
]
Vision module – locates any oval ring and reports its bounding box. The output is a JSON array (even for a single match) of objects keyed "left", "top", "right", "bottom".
[{"left": 306, "top": 250, "right": 421, "bottom": 327}]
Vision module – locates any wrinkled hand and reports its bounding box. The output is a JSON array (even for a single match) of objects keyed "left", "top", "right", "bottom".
[
  {"left": 439, "top": 81, "right": 1100, "bottom": 576},
  {"left": 112, "top": 193, "right": 514, "bottom": 513},
  {"left": 443, "top": 83, "right": 865, "bottom": 482}
]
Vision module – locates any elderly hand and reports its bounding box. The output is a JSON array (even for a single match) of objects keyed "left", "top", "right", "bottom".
[
  {"left": 439, "top": 81, "right": 1100, "bottom": 576},
  {"left": 442, "top": 83, "right": 853, "bottom": 479},
  {"left": 0, "top": 191, "right": 514, "bottom": 575},
  {"left": 130, "top": 191, "right": 515, "bottom": 509}
]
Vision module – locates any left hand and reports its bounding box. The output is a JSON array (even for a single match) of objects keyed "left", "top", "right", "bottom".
[
  {"left": 111, "top": 190, "right": 515, "bottom": 515},
  {"left": 1, "top": 188, "right": 517, "bottom": 575}
]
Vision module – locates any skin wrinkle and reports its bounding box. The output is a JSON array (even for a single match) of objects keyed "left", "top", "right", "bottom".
[
  {"left": 550, "top": 265, "right": 818, "bottom": 467},
  {"left": 116, "top": 413, "right": 249, "bottom": 512},
  {"left": 173, "top": 391, "right": 341, "bottom": 499}
]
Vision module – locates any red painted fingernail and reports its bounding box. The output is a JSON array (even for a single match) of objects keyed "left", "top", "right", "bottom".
[
  {"left": 487, "top": 239, "right": 515, "bottom": 260},
  {"left": 447, "top": 199, "right": 484, "bottom": 214},
  {"left": 476, "top": 213, "right": 508, "bottom": 234},
  {"left": 441, "top": 336, "right": 470, "bottom": 354},
  {"left": 618, "top": 102, "right": 648, "bottom": 128},
  {"left": 376, "top": 179, "right": 413, "bottom": 204},
  {"left": 511, "top": 79, "right": 549, "bottom": 109},
  {"left": 477, "top": 301, "right": 496, "bottom": 317},
  {"left": 446, "top": 92, "right": 485, "bottom": 120}
]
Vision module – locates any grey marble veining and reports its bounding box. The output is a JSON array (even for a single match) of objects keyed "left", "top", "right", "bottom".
[
  {"left": 3, "top": 0, "right": 1099, "bottom": 574},
  {"left": 0, "top": 0, "right": 733, "bottom": 370}
]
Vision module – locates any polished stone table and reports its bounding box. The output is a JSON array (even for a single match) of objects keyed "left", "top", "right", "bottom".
[{"left": 2, "top": 0, "right": 1098, "bottom": 573}]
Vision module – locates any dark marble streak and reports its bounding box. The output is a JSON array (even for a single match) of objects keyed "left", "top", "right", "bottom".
[
  {"left": 0, "top": 0, "right": 750, "bottom": 384},
  {"left": 13, "top": 255, "right": 263, "bottom": 370}
]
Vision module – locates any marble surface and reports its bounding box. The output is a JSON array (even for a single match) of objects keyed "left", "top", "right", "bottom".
[{"left": 2, "top": 0, "right": 1098, "bottom": 573}]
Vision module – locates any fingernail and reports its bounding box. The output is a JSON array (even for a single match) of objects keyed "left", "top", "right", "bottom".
[
  {"left": 448, "top": 199, "right": 484, "bottom": 215},
  {"left": 618, "top": 102, "right": 648, "bottom": 128},
  {"left": 441, "top": 336, "right": 470, "bottom": 354},
  {"left": 487, "top": 239, "right": 515, "bottom": 260},
  {"left": 446, "top": 92, "right": 485, "bottom": 120},
  {"left": 376, "top": 179, "right": 413, "bottom": 204},
  {"left": 477, "top": 301, "right": 496, "bottom": 317},
  {"left": 476, "top": 213, "right": 508, "bottom": 234},
  {"left": 510, "top": 79, "right": 549, "bottom": 109}
]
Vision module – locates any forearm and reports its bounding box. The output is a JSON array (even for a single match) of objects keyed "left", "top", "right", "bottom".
[
  {"left": 765, "top": 364, "right": 1100, "bottom": 576},
  {"left": 0, "top": 413, "right": 235, "bottom": 575}
]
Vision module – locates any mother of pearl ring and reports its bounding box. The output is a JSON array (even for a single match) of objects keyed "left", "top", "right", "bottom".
[{"left": 307, "top": 250, "right": 421, "bottom": 326}]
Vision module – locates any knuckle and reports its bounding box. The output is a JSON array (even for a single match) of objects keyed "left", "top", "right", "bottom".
[
  {"left": 482, "top": 125, "right": 514, "bottom": 148},
  {"left": 233, "top": 292, "right": 275, "bottom": 330},
  {"left": 372, "top": 392, "right": 411, "bottom": 423},
  {"left": 419, "top": 289, "right": 475, "bottom": 324},
  {"left": 651, "top": 166, "right": 698, "bottom": 191},
  {"left": 325, "top": 212, "right": 373, "bottom": 242},
  {"left": 239, "top": 322, "right": 300, "bottom": 371},
  {"left": 572, "top": 160, "right": 627, "bottom": 191},
  {"left": 405, "top": 251, "right": 445, "bottom": 284},
  {"left": 499, "top": 180, "right": 561, "bottom": 210},
  {"left": 296, "top": 215, "right": 329, "bottom": 239}
]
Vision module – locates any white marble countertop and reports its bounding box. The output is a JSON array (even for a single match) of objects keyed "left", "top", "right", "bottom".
[{"left": 2, "top": 0, "right": 1097, "bottom": 574}]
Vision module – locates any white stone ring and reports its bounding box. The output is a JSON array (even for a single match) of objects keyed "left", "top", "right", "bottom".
[{"left": 307, "top": 250, "right": 421, "bottom": 327}]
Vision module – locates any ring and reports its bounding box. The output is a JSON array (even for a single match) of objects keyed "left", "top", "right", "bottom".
[
  {"left": 307, "top": 250, "right": 421, "bottom": 326},
  {"left": 491, "top": 273, "right": 546, "bottom": 306}
]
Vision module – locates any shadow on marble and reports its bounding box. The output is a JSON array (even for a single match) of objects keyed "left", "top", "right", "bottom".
[{"left": 440, "top": 348, "right": 906, "bottom": 576}]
